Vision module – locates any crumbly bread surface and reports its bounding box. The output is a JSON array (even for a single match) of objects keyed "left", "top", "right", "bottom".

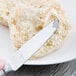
[
  {"left": 0, "top": 0, "right": 26, "bottom": 26},
  {"left": 8, "top": 0, "right": 70, "bottom": 59},
  {"left": 0, "top": 0, "right": 15, "bottom": 26}
]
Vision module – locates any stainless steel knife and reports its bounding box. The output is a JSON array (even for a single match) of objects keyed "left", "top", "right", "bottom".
[{"left": 3, "top": 18, "right": 59, "bottom": 73}]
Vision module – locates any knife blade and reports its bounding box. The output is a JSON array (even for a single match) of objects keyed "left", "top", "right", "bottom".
[{"left": 3, "top": 18, "right": 59, "bottom": 72}]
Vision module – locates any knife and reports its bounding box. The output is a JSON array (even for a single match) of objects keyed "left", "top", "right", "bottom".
[{"left": 3, "top": 18, "right": 59, "bottom": 73}]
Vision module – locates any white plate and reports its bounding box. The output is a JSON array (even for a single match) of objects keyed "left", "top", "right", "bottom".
[{"left": 0, "top": 0, "right": 76, "bottom": 65}]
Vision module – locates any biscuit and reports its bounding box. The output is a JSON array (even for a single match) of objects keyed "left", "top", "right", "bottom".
[{"left": 8, "top": 0, "right": 70, "bottom": 59}]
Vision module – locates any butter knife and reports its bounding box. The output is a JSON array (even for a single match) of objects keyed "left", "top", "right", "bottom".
[{"left": 2, "top": 18, "right": 59, "bottom": 73}]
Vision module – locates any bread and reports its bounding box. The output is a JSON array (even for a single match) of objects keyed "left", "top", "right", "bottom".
[
  {"left": 0, "top": 0, "right": 26, "bottom": 26},
  {"left": 8, "top": 0, "right": 70, "bottom": 59},
  {"left": 0, "top": 0, "right": 14, "bottom": 26}
]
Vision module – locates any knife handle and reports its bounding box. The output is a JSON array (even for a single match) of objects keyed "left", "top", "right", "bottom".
[
  {"left": 3, "top": 61, "right": 12, "bottom": 73},
  {"left": 0, "top": 70, "right": 5, "bottom": 76},
  {"left": 0, "top": 66, "right": 12, "bottom": 76}
]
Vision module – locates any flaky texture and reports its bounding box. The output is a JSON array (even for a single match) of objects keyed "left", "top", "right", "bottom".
[
  {"left": 0, "top": 0, "right": 27, "bottom": 26},
  {"left": 0, "top": 0, "right": 15, "bottom": 26},
  {"left": 7, "top": 0, "right": 70, "bottom": 59}
]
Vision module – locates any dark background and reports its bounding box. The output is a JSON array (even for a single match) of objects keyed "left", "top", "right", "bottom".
[{"left": 6, "top": 59, "right": 76, "bottom": 76}]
